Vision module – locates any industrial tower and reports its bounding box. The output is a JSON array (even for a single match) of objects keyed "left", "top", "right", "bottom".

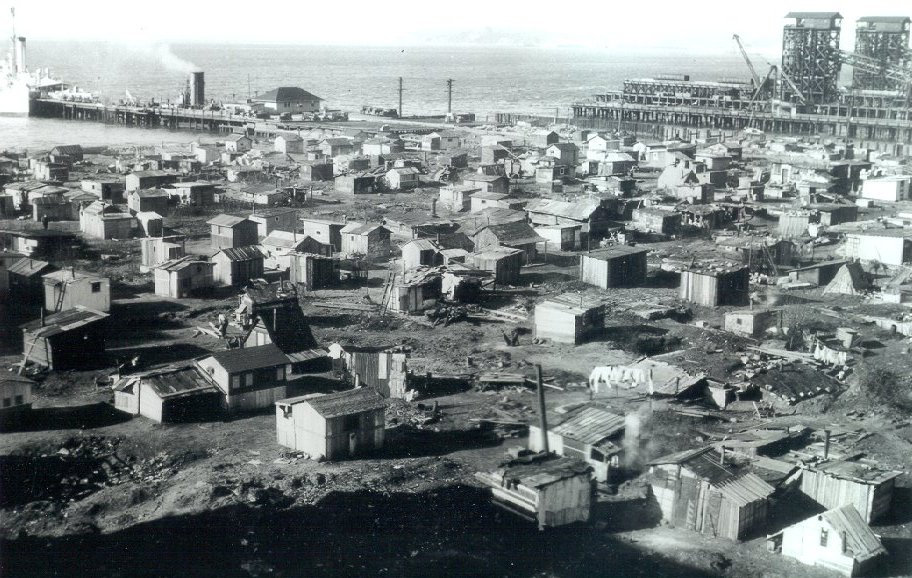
[
  {"left": 853, "top": 16, "right": 911, "bottom": 91},
  {"left": 781, "top": 12, "right": 843, "bottom": 106}
]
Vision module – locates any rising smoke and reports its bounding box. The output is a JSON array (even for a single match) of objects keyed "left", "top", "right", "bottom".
[
  {"left": 623, "top": 402, "right": 658, "bottom": 469},
  {"left": 152, "top": 44, "right": 200, "bottom": 74}
]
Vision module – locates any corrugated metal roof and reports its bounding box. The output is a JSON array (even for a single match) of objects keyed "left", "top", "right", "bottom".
[
  {"left": 477, "top": 221, "right": 545, "bottom": 246},
  {"left": 217, "top": 246, "right": 264, "bottom": 262},
  {"left": 494, "top": 453, "right": 592, "bottom": 489},
  {"left": 550, "top": 406, "right": 625, "bottom": 446},
  {"left": 715, "top": 473, "right": 775, "bottom": 506},
  {"left": 114, "top": 365, "right": 217, "bottom": 399},
  {"left": 527, "top": 198, "right": 602, "bottom": 221},
  {"left": 805, "top": 459, "right": 901, "bottom": 485},
  {"left": 820, "top": 505, "right": 886, "bottom": 562},
  {"left": 8, "top": 258, "right": 51, "bottom": 277},
  {"left": 21, "top": 306, "right": 109, "bottom": 337},
  {"left": 280, "top": 388, "right": 386, "bottom": 418}
]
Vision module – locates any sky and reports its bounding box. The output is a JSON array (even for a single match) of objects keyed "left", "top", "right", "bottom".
[{"left": 1, "top": 0, "right": 910, "bottom": 55}]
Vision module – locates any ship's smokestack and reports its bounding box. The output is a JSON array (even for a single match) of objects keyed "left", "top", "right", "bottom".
[
  {"left": 190, "top": 71, "right": 205, "bottom": 107},
  {"left": 15, "top": 37, "right": 26, "bottom": 73}
]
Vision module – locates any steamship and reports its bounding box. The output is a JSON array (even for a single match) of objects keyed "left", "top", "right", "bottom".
[{"left": 1, "top": 9, "right": 82, "bottom": 116}]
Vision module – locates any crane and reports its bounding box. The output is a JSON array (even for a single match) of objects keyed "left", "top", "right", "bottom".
[{"left": 733, "top": 34, "right": 762, "bottom": 88}]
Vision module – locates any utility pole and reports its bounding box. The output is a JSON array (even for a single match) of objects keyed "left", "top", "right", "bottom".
[
  {"left": 535, "top": 364, "right": 549, "bottom": 453},
  {"left": 446, "top": 78, "right": 453, "bottom": 116},
  {"left": 398, "top": 77, "right": 404, "bottom": 119}
]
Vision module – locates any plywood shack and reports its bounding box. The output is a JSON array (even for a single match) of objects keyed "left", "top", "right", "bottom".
[
  {"left": 475, "top": 452, "right": 593, "bottom": 530},
  {"left": 648, "top": 447, "right": 774, "bottom": 541},
  {"left": 679, "top": 265, "right": 749, "bottom": 307},
  {"left": 798, "top": 459, "right": 899, "bottom": 524},
  {"left": 275, "top": 388, "right": 386, "bottom": 460},
  {"left": 329, "top": 343, "right": 410, "bottom": 399},
  {"left": 579, "top": 246, "right": 648, "bottom": 289},
  {"left": 534, "top": 294, "right": 609, "bottom": 345}
]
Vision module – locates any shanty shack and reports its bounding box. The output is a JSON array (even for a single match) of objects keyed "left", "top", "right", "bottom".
[
  {"left": 328, "top": 343, "right": 410, "bottom": 399},
  {"left": 579, "top": 246, "right": 648, "bottom": 289},
  {"left": 43, "top": 269, "right": 111, "bottom": 313},
  {"left": 438, "top": 184, "right": 480, "bottom": 212},
  {"left": 470, "top": 247, "right": 524, "bottom": 285},
  {"left": 769, "top": 505, "right": 886, "bottom": 578},
  {"left": 401, "top": 238, "right": 443, "bottom": 270},
  {"left": 113, "top": 365, "right": 221, "bottom": 423},
  {"left": 723, "top": 309, "right": 781, "bottom": 338},
  {"left": 196, "top": 343, "right": 291, "bottom": 413},
  {"left": 339, "top": 223, "right": 391, "bottom": 259},
  {"left": 208, "top": 214, "right": 258, "bottom": 250},
  {"left": 0, "top": 229, "right": 77, "bottom": 259},
  {"left": 79, "top": 201, "right": 134, "bottom": 240},
  {"left": 534, "top": 294, "right": 610, "bottom": 345},
  {"left": 126, "top": 189, "right": 171, "bottom": 216},
  {"left": 648, "top": 447, "right": 774, "bottom": 541},
  {"left": 153, "top": 256, "right": 215, "bottom": 298},
  {"left": 21, "top": 307, "right": 109, "bottom": 371},
  {"left": 125, "top": 170, "right": 179, "bottom": 192},
  {"left": 389, "top": 268, "right": 442, "bottom": 314},
  {"left": 798, "top": 458, "right": 900, "bottom": 524},
  {"left": 528, "top": 404, "right": 626, "bottom": 482},
  {"left": 248, "top": 208, "right": 298, "bottom": 240},
  {"left": 475, "top": 452, "right": 593, "bottom": 530},
  {"left": 0, "top": 373, "right": 34, "bottom": 423},
  {"left": 140, "top": 236, "right": 186, "bottom": 272},
  {"left": 8, "top": 258, "right": 54, "bottom": 306},
  {"left": 288, "top": 252, "right": 337, "bottom": 290},
  {"left": 679, "top": 265, "right": 750, "bottom": 307},
  {"left": 275, "top": 388, "right": 386, "bottom": 460},
  {"left": 473, "top": 221, "right": 545, "bottom": 264},
  {"left": 211, "top": 246, "right": 265, "bottom": 286}
]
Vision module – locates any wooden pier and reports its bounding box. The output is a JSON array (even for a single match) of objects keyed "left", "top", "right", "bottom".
[{"left": 30, "top": 99, "right": 277, "bottom": 137}]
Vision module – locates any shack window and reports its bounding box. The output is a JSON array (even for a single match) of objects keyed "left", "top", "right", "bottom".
[
  {"left": 91, "top": 282, "right": 102, "bottom": 293},
  {"left": 276, "top": 367, "right": 284, "bottom": 380},
  {"left": 343, "top": 414, "right": 360, "bottom": 431},
  {"left": 820, "top": 529, "right": 829, "bottom": 547},
  {"left": 14, "top": 395, "right": 23, "bottom": 405},
  {"left": 231, "top": 375, "right": 241, "bottom": 390},
  {"left": 245, "top": 373, "right": 254, "bottom": 387},
  {"left": 2, "top": 398, "right": 10, "bottom": 408}
]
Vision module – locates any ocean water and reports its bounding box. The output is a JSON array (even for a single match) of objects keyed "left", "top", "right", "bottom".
[{"left": 1, "top": 42, "right": 748, "bottom": 149}]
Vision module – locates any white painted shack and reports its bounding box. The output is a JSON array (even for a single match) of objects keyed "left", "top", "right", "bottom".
[
  {"left": 274, "top": 388, "right": 386, "bottom": 460},
  {"left": 112, "top": 365, "right": 221, "bottom": 423},
  {"left": 534, "top": 294, "right": 610, "bottom": 345}
]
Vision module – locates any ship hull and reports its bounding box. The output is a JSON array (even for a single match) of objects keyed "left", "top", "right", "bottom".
[{"left": 0, "top": 81, "right": 31, "bottom": 116}]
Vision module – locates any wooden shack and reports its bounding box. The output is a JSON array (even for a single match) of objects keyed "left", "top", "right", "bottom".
[
  {"left": 112, "top": 365, "right": 221, "bottom": 423},
  {"left": 528, "top": 404, "right": 626, "bottom": 482},
  {"left": 471, "top": 248, "right": 523, "bottom": 285},
  {"left": 401, "top": 238, "right": 443, "bottom": 271},
  {"left": 579, "top": 246, "right": 648, "bottom": 289},
  {"left": 275, "top": 388, "right": 386, "bottom": 460},
  {"left": 8, "top": 258, "right": 54, "bottom": 306},
  {"left": 288, "top": 252, "right": 338, "bottom": 290},
  {"left": 207, "top": 214, "right": 258, "bottom": 250},
  {"left": 770, "top": 505, "right": 886, "bottom": 577},
  {"left": 211, "top": 246, "right": 265, "bottom": 286},
  {"left": 21, "top": 307, "right": 109, "bottom": 371},
  {"left": 328, "top": 343, "right": 410, "bottom": 399},
  {"left": 153, "top": 257, "right": 215, "bottom": 298},
  {"left": 534, "top": 294, "right": 609, "bottom": 345},
  {"left": 389, "top": 268, "right": 442, "bottom": 314},
  {"left": 648, "top": 447, "right": 774, "bottom": 541},
  {"left": 679, "top": 265, "right": 750, "bottom": 307},
  {"left": 475, "top": 452, "right": 593, "bottom": 530},
  {"left": 798, "top": 458, "right": 899, "bottom": 523},
  {"left": 340, "top": 223, "right": 391, "bottom": 259}
]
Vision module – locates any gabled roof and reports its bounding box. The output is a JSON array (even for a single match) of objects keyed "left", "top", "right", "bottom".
[
  {"left": 278, "top": 388, "right": 386, "bottom": 418},
  {"left": 651, "top": 447, "right": 775, "bottom": 503},
  {"left": 476, "top": 221, "right": 545, "bottom": 246},
  {"left": 207, "top": 214, "right": 248, "bottom": 227},
  {"left": 201, "top": 343, "right": 289, "bottom": 373},
  {"left": 50, "top": 145, "right": 83, "bottom": 155},
  {"left": 340, "top": 222, "right": 388, "bottom": 236},
  {"left": 252, "top": 87, "right": 323, "bottom": 103},
  {"left": 818, "top": 505, "right": 886, "bottom": 562},
  {"left": 216, "top": 246, "right": 264, "bottom": 262}
]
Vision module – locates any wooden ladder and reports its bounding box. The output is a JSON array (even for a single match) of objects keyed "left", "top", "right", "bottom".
[{"left": 54, "top": 281, "right": 68, "bottom": 312}]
